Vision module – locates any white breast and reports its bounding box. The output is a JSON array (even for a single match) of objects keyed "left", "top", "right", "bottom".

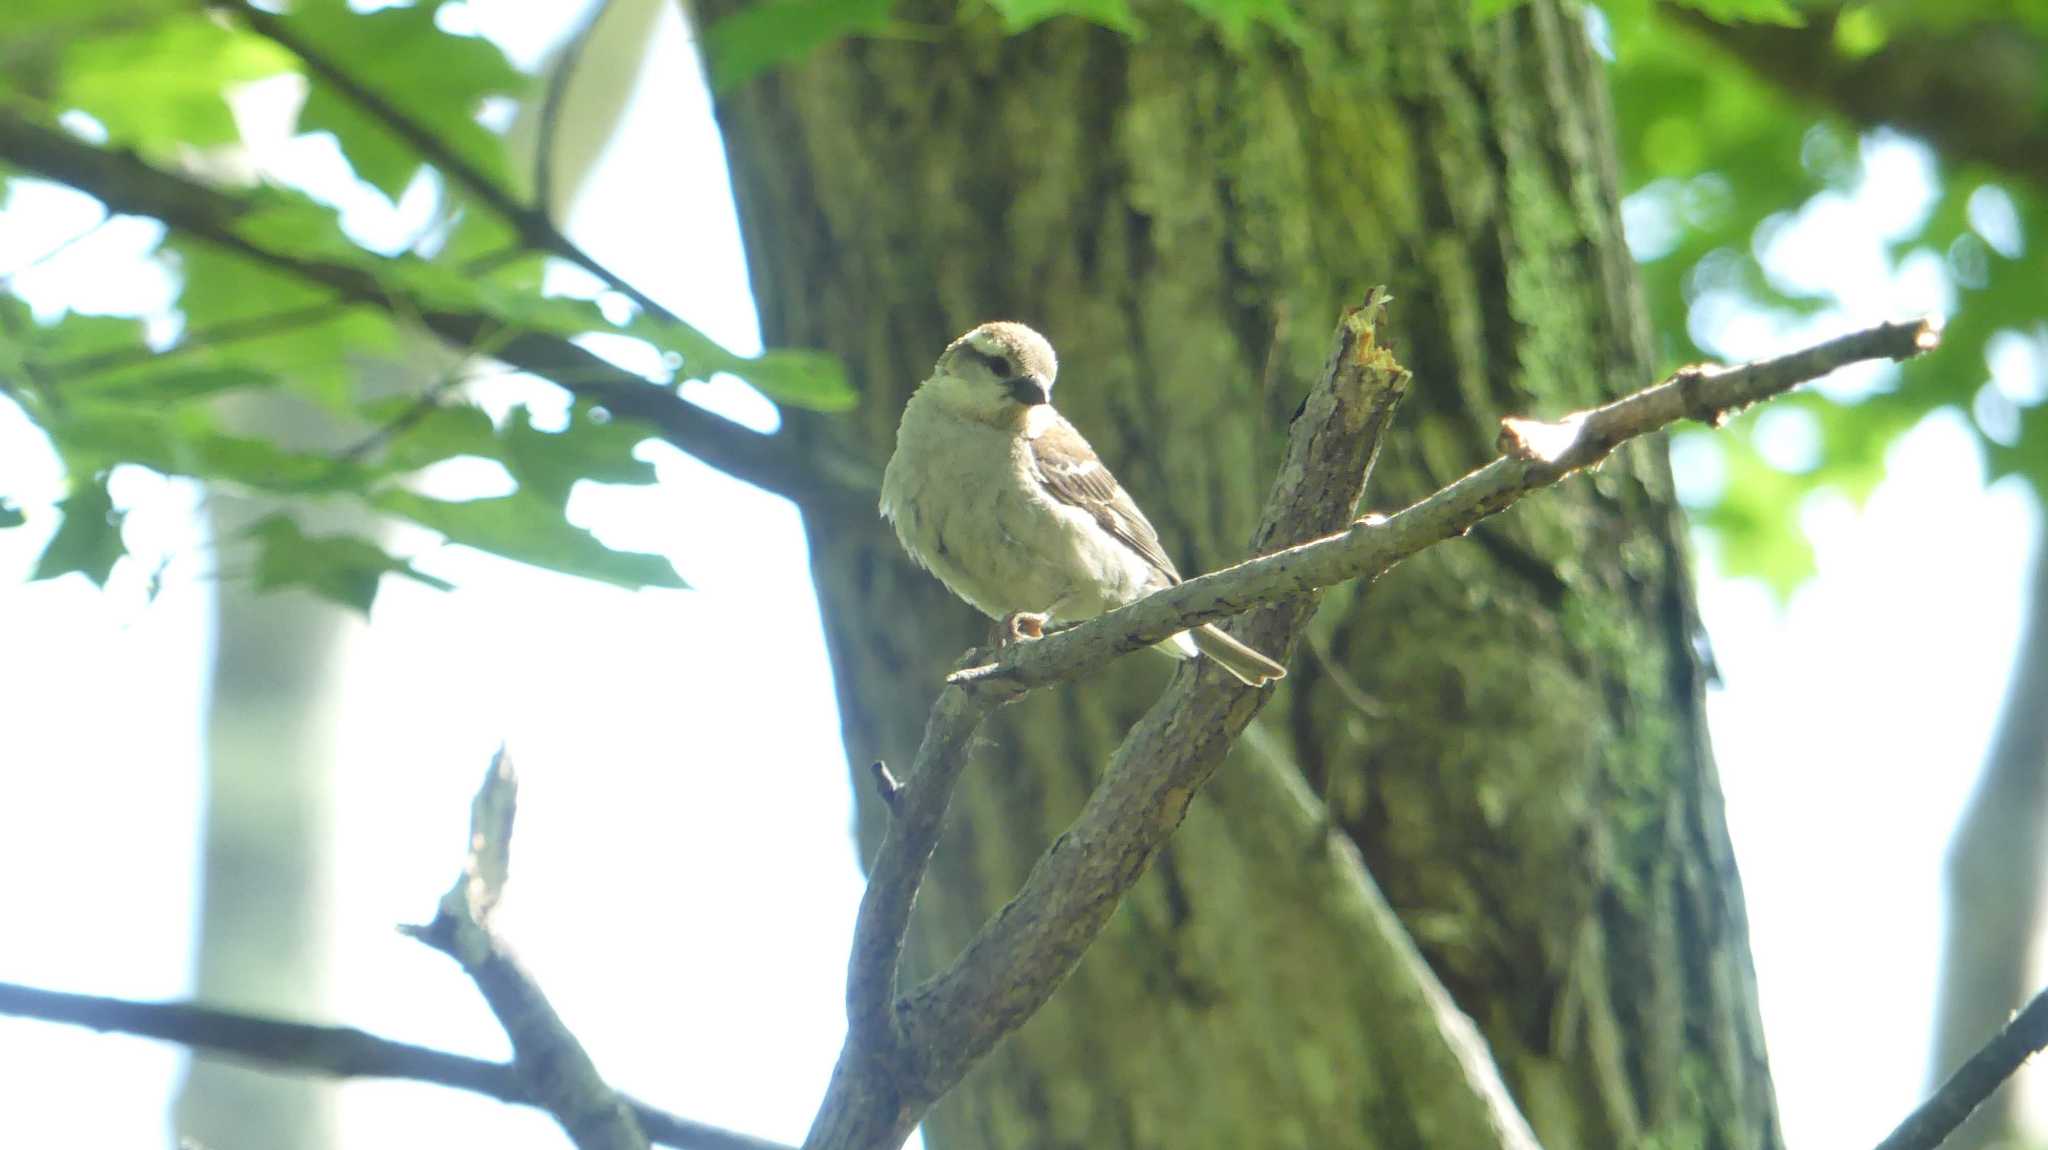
[{"left": 881, "top": 393, "right": 1132, "bottom": 623}]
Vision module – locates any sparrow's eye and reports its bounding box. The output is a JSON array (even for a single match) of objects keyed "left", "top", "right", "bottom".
[{"left": 971, "top": 347, "right": 1011, "bottom": 377}]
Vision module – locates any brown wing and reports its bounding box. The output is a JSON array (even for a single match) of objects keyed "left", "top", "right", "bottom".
[{"left": 1027, "top": 416, "right": 1182, "bottom": 584}]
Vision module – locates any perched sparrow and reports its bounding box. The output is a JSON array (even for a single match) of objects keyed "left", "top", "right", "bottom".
[{"left": 879, "top": 321, "right": 1287, "bottom": 686}]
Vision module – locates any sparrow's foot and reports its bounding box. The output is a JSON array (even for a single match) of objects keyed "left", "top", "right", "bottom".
[{"left": 997, "top": 611, "right": 1050, "bottom": 646}]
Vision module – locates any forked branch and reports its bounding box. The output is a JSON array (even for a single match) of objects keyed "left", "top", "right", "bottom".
[{"left": 806, "top": 307, "right": 1940, "bottom": 1150}]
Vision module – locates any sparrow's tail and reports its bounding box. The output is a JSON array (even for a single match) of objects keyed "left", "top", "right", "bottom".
[{"left": 1190, "top": 624, "right": 1288, "bottom": 687}]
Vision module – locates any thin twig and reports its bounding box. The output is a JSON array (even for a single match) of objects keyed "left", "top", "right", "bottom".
[
  {"left": 945, "top": 318, "right": 1939, "bottom": 694},
  {"left": 1873, "top": 985, "right": 2048, "bottom": 1150},
  {"left": 403, "top": 750, "right": 649, "bottom": 1150},
  {"left": 0, "top": 981, "right": 791, "bottom": 1150},
  {"left": 535, "top": 0, "right": 607, "bottom": 218},
  {"left": 868, "top": 761, "right": 903, "bottom": 813},
  {"left": 0, "top": 214, "right": 111, "bottom": 284},
  {"left": 46, "top": 299, "right": 349, "bottom": 381}
]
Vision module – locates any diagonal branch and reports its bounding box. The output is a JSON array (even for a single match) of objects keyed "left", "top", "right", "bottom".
[
  {"left": 403, "top": 750, "right": 647, "bottom": 1150},
  {"left": 804, "top": 309, "right": 1941, "bottom": 1150},
  {"left": 0, "top": 981, "right": 791, "bottom": 1150},
  {"left": 806, "top": 290, "right": 1424, "bottom": 1150},
  {"left": 948, "top": 318, "right": 1937, "bottom": 696},
  {"left": 0, "top": 108, "right": 856, "bottom": 508},
  {"left": 1874, "top": 983, "right": 2048, "bottom": 1150},
  {"left": 1666, "top": 3, "right": 2048, "bottom": 192}
]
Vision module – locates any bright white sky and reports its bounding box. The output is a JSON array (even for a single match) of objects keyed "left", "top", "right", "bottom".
[{"left": 0, "top": 4, "right": 2040, "bottom": 1149}]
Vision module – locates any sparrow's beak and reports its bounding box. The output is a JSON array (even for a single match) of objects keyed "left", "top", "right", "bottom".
[{"left": 1007, "top": 374, "right": 1052, "bottom": 407}]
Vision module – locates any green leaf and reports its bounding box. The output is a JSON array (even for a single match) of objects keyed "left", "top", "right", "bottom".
[
  {"left": 284, "top": 0, "right": 528, "bottom": 201},
  {"left": 165, "top": 236, "right": 396, "bottom": 409},
  {"left": 363, "top": 399, "right": 502, "bottom": 471},
  {"left": 1668, "top": 0, "right": 1803, "bottom": 25},
  {"left": 30, "top": 313, "right": 151, "bottom": 366},
  {"left": 41, "top": 400, "right": 381, "bottom": 496},
  {"left": 1180, "top": 0, "right": 1300, "bottom": 43},
  {"left": 0, "top": 0, "right": 175, "bottom": 29},
  {"left": 500, "top": 404, "right": 658, "bottom": 508},
  {"left": 31, "top": 474, "right": 124, "bottom": 585},
  {"left": 67, "top": 365, "right": 280, "bottom": 404},
  {"left": 1468, "top": 0, "right": 1525, "bottom": 20},
  {"left": 245, "top": 513, "right": 452, "bottom": 614},
  {"left": 985, "top": 0, "right": 1141, "bottom": 33},
  {"left": 57, "top": 15, "right": 294, "bottom": 152},
  {"left": 704, "top": 0, "right": 898, "bottom": 92},
  {"left": 376, "top": 488, "right": 686, "bottom": 590},
  {"left": 0, "top": 500, "right": 26, "bottom": 529},
  {"left": 724, "top": 349, "right": 857, "bottom": 412}
]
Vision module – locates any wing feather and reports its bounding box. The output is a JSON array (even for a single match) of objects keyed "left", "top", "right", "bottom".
[{"left": 1027, "top": 417, "right": 1182, "bottom": 584}]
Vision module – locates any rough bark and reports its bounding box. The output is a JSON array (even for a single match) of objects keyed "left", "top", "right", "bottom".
[
  {"left": 701, "top": 2, "right": 1780, "bottom": 1146},
  {"left": 1931, "top": 543, "right": 2048, "bottom": 1150}
]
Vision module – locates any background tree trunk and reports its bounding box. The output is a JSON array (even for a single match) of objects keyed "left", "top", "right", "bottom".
[
  {"left": 701, "top": 2, "right": 1781, "bottom": 1146},
  {"left": 170, "top": 10, "right": 657, "bottom": 1142},
  {"left": 1931, "top": 542, "right": 2048, "bottom": 1150}
]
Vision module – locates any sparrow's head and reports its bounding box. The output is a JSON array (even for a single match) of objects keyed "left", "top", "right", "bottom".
[{"left": 922, "top": 321, "right": 1059, "bottom": 422}]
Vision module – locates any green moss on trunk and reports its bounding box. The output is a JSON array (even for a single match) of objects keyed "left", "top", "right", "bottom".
[{"left": 701, "top": 2, "right": 1779, "bottom": 1146}]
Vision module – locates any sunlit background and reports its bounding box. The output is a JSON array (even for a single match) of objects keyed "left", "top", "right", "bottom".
[{"left": 0, "top": 3, "right": 2040, "bottom": 1149}]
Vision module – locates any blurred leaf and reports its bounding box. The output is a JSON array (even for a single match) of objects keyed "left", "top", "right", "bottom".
[
  {"left": 363, "top": 398, "right": 500, "bottom": 471},
  {"left": 57, "top": 16, "right": 293, "bottom": 152},
  {"left": 0, "top": 0, "right": 177, "bottom": 29},
  {"left": 42, "top": 400, "right": 380, "bottom": 495},
  {"left": 0, "top": 499, "right": 26, "bottom": 528},
  {"left": 703, "top": 0, "right": 898, "bottom": 92},
  {"left": 1670, "top": 0, "right": 1803, "bottom": 25},
  {"left": 284, "top": 0, "right": 527, "bottom": 201},
  {"left": 1183, "top": 0, "right": 1301, "bottom": 43},
  {"left": 32, "top": 313, "right": 151, "bottom": 365},
  {"left": 376, "top": 487, "right": 686, "bottom": 590},
  {"left": 714, "top": 348, "right": 857, "bottom": 411},
  {"left": 986, "top": 0, "right": 1141, "bottom": 33},
  {"left": 67, "top": 365, "right": 280, "bottom": 404},
  {"left": 164, "top": 236, "right": 396, "bottom": 409},
  {"left": 501, "top": 404, "right": 657, "bottom": 508},
  {"left": 245, "top": 513, "right": 452, "bottom": 614},
  {"left": 1691, "top": 432, "right": 1818, "bottom": 593},
  {"left": 30, "top": 474, "right": 124, "bottom": 584}
]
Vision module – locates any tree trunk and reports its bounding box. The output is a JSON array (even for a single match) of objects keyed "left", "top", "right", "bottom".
[
  {"left": 1931, "top": 542, "right": 2048, "bottom": 1150},
  {"left": 702, "top": 2, "right": 1780, "bottom": 1146}
]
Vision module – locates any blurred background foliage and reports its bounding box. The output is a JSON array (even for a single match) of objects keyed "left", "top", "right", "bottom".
[
  {"left": 2, "top": 0, "right": 2042, "bottom": 605},
  {"left": 1610, "top": 0, "right": 2047, "bottom": 588}
]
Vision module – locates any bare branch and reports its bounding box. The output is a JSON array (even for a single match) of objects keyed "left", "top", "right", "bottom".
[
  {"left": 0, "top": 981, "right": 791, "bottom": 1150},
  {"left": 948, "top": 318, "right": 1939, "bottom": 695},
  {"left": 866, "top": 761, "right": 903, "bottom": 813},
  {"left": 807, "top": 291, "right": 1416, "bottom": 1150},
  {"left": 803, "top": 309, "right": 1940, "bottom": 1150},
  {"left": 0, "top": 108, "right": 853, "bottom": 508},
  {"left": 1874, "top": 985, "right": 2048, "bottom": 1150},
  {"left": 403, "top": 750, "right": 648, "bottom": 1150}
]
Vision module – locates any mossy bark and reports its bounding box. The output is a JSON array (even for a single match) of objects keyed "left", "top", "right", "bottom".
[{"left": 701, "top": 2, "right": 1780, "bottom": 1146}]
